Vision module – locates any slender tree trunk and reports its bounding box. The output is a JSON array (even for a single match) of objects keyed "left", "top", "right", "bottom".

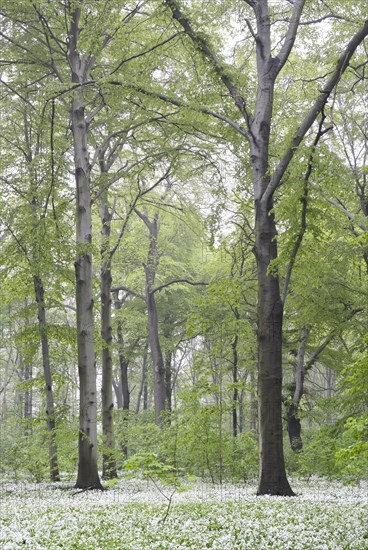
[
  {"left": 112, "top": 378, "right": 123, "bottom": 409},
  {"left": 100, "top": 198, "right": 117, "bottom": 479},
  {"left": 117, "top": 314, "right": 130, "bottom": 457},
  {"left": 23, "top": 360, "right": 32, "bottom": 425},
  {"left": 113, "top": 293, "right": 130, "bottom": 411},
  {"left": 165, "top": 350, "right": 172, "bottom": 413},
  {"left": 146, "top": 288, "right": 166, "bottom": 423},
  {"left": 69, "top": 8, "right": 102, "bottom": 490},
  {"left": 231, "top": 334, "right": 238, "bottom": 438},
  {"left": 113, "top": 292, "right": 130, "bottom": 457},
  {"left": 136, "top": 342, "right": 149, "bottom": 414},
  {"left": 238, "top": 388, "right": 244, "bottom": 434},
  {"left": 118, "top": 325, "right": 130, "bottom": 412},
  {"left": 163, "top": 320, "right": 173, "bottom": 414},
  {"left": 33, "top": 276, "right": 60, "bottom": 481},
  {"left": 135, "top": 209, "right": 166, "bottom": 424},
  {"left": 286, "top": 325, "right": 310, "bottom": 452}
]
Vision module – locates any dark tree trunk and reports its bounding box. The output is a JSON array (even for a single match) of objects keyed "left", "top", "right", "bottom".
[
  {"left": 113, "top": 293, "right": 130, "bottom": 411},
  {"left": 100, "top": 193, "right": 117, "bottom": 479},
  {"left": 135, "top": 209, "right": 166, "bottom": 424},
  {"left": 255, "top": 199, "right": 295, "bottom": 496},
  {"left": 118, "top": 325, "right": 130, "bottom": 412},
  {"left": 146, "top": 288, "right": 166, "bottom": 423},
  {"left": 100, "top": 251, "right": 117, "bottom": 478},
  {"left": 33, "top": 276, "right": 60, "bottom": 481},
  {"left": 231, "top": 334, "right": 238, "bottom": 438}
]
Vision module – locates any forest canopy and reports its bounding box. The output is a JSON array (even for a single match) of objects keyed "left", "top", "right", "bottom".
[{"left": 0, "top": 0, "right": 367, "bottom": 497}]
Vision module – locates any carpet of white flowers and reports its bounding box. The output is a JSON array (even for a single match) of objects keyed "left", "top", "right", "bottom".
[{"left": 0, "top": 477, "right": 367, "bottom": 549}]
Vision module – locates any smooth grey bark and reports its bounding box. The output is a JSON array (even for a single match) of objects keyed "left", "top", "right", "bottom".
[
  {"left": 23, "top": 357, "right": 32, "bottom": 429},
  {"left": 69, "top": 7, "right": 102, "bottom": 490},
  {"left": 135, "top": 209, "right": 167, "bottom": 424},
  {"left": 33, "top": 276, "right": 60, "bottom": 481},
  {"left": 136, "top": 341, "right": 149, "bottom": 413},
  {"left": 163, "top": 316, "right": 175, "bottom": 415},
  {"left": 112, "top": 377, "right": 123, "bottom": 409}
]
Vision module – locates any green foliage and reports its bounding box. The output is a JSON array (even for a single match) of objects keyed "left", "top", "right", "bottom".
[
  {"left": 124, "top": 452, "right": 182, "bottom": 487},
  {"left": 335, "top": 414, "right": 368, "bottom": 480},
  {"left": 0, "top": 415, "right": 78, "bottom": 482}
]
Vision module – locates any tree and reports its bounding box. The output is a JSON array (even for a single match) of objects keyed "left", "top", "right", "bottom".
[{"left": 157, "top": 0, "right": 368, "bottom": 495}]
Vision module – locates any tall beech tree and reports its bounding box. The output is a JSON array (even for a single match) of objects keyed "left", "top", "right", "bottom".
[
  {"left": 0, "top": 86, "right": 67, "bottom": 480},
  {"left": 157, "top": 0, "right": 368, "bottom": 494}
]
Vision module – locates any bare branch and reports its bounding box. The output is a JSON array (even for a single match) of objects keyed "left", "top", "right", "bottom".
[
  {"left": 110, "top": 285, "right": 145, "bottom": 301},
  {"left": 308, "top": 181, "right": 368, "bottom": 231},
  {"left": 152, "top": 278, "right": 208, "bottom": 294},
  {"left": 110, "top": 33, "right": 180, "bottom": 76}
]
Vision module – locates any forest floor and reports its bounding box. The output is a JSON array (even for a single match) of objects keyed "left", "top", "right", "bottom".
[{"left": 0, "top": 477, "right": 367, "bottom": 549}]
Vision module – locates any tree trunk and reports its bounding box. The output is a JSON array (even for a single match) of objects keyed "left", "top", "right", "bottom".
[
  {"left": 231, "top": 334, "right": 238, "bottom": 438},
  {"left": 249, "top": 371, "right": 258, "bottom": 432},
  {"left": 23, "top": 360, "right": 32, "bottom": 425},
  {"left": 100, "top": 194, "right": 117, "bottom": 479},
  {"left": 286, "top": 325, "right": 310, "bottom": 453},
  {"left": 118, "top": 324, "right": 130, "bottom": 412},
  {"left": 33, "top": 276, "right": 60, "bottom": 481},
  {"left": 146, "top": 288, "right": 166, "bottom": 424},
  {"left": 69, "top": 8, "right": 102, "bottom": 490},
  {"left": 113, "top": 293, "right": 130, "bottom": 411},
  {"left": 100, "top": 227, "right": 117, "bottom": 478},
  {"left": 112, "top": 377, "right": 123, "bottom": 409},
  {"left": 165, "top": 350, "right": 172, "bottom": 413},
  {"left": 135, "top": 208, "right": 166, "bottom": 424},
  {"left": 255, "top": 199, "right": 295, "bottom": 496},
  {"left": 136, "top": 341, "right": 149, "bottom": 414}
]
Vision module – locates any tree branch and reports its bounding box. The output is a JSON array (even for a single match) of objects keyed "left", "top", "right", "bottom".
[
  {"left": 109, "top": 83, "right": 249, "bottom": 138},
  {"left": 308, "top": 181, "right": 368, "bottom": 231},
  {"left": 273, "top": 0, "right": 306, "bottom": 76},
  {"left": 304, "top": 308, "right": 363, "bottom": 372},
  {"left": 110, "top": 286, "right": 145, "bottom": 301},
  {"left": 263, "top": 19, "right": 368, "bottom": 203},
  {"left": 110, "top": 33, "right": 180, "bottom": 75},
  {"left": 163, "top": 0, "right": 251, "bottom": 128},
  {"left": 152, "top": 278, "right": 208, "bottom": 294},
  {"left": 281, "top": 116, "right": 332, "bottom": 306}
]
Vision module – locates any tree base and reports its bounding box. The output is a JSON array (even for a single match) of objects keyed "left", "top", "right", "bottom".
[
  {"left": 74, "top": 480, "right": 105, "bottom": 491},
  {"left": 257, "top": 481, "right": 296, "bottom": 497}
]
